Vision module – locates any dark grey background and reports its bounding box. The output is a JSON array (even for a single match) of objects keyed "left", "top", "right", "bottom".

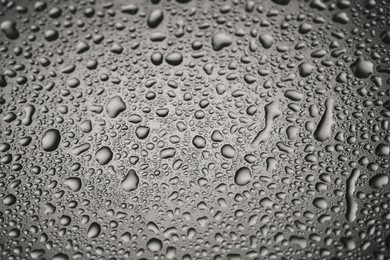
[{"left": 0, "top": 0, "right": 390, "bottom": 259}]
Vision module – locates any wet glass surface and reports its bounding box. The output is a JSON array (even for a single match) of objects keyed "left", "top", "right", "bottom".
[{"left": 1, "top": 0, "right": 390, "bottom": 259}]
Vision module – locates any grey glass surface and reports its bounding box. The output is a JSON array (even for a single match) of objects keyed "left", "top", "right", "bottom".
[{"left": 0, "top": 0, "right": 390, "bottom": 259}]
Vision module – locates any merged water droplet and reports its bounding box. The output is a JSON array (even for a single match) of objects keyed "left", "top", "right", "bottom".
[{"left": 121, "top": 169, "right": 139, "bottom": 192}]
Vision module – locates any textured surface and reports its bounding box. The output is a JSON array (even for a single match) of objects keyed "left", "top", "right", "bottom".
[{"left": 1, "top": 0, "right": 390, "bottom": 259}]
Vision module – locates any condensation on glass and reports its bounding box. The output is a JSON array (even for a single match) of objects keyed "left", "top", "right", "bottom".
[{"left": 0, "top": 0, "right": 390, "bottom": 259}]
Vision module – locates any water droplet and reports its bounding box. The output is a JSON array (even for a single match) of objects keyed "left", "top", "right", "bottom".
[
  {"left": 95, "top": 146, "right": 113, "bottom": 165},
  {"left": 41, "top": 129, "right": 61, "bottom": 152},
  {"left": 121, "top": 169, "right": 140, "bottom": 192},
  {"left": 234, "top": 167, "right": 252, "bottom": 186}
]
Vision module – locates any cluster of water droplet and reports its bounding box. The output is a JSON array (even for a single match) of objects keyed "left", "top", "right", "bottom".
[{"left": 1, "top": 0, "right": 390, "bottom": 259}]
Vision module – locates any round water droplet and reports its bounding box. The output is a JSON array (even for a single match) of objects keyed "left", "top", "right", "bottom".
[
  {"left": 192, "top": 135, "right": 206, "bottom": 149},
  {"left": 221, "top": 144, "right": 236, "bottom": 158},
  {"left": 165, "top": 52, "right": 183, "bottom": 66},
  {"left": 95, "top": 146, "right": 113, "bottom": 165},
  {"left": 147, "top": 238, "right": 162, "bottom": 252},
  {"left": 87, "top": 222, "right": 101, "bottom": 238},
  {"left": 64, "top": 177, "right": 82, "bottom": 192},
  {"left": 234, "top": 167, "right": 252, "bottom": 186},
  {"left": 41, "top": 129, "right": 61, "bottom": 152},
  {"left": 147, "top": 9, "right": 164, "bottom": 28}
]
